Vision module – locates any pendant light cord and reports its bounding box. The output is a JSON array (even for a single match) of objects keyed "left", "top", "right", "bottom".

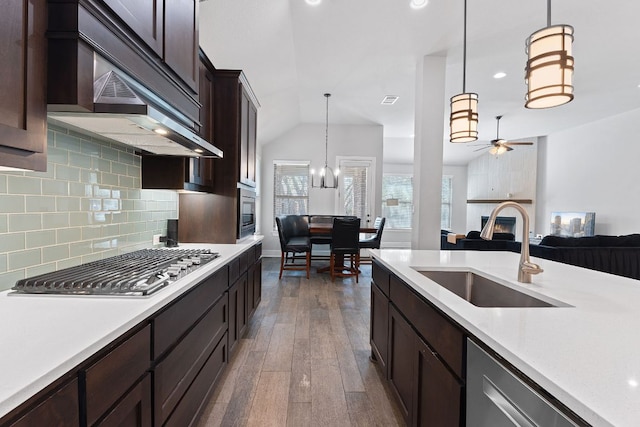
[
  {"left": 324, "top": 93, "right": 330, "bottom": 167},
  {"left": 546, "top": 0, "right": 551, "bottom": 27},
  {"left": 462, "top": 0, "right": 467, "bottom": 93}
]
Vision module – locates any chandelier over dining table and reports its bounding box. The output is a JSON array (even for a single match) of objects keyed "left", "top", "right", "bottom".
[{"left": 311, "top": 93, "right": 339, "bottom": 189}]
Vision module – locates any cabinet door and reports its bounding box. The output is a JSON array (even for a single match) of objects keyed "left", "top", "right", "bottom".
[
  {"left": 102, "top": 0, "right": 163, "bottom": 56},
  {"left": 247, "top": 102, "right": 257, "bottom": 184},
  {"left": 228, "top": 273, "right": 247, "bottom": 355},
  {"left": 370, "top": 282, "right": 389, "bottom": 372},
  {"left": 252, "top": 258, "right": 262, "bottom": 311},
  {"left": 164, "top": 0, "right": 198, "bottom": 90},
  {"left": 388, "top": 305, "right": 414, "bottom": 424},
  {"left": 239, "top": 91, "right": 250, "bottom": 184},
  {"left": 0, "top": 0, "right": 47, "bottom": 171},
  {"left": 98, "top": 374, "right": 152, "bottom": 427},
  {"left": 414, "top": 337, "right": 462, "bottom": 427},
  {"left": 198, "top": 58, "right": 214, "bottom": 142},
  {"left": 247, "top": 262, "right": 256, "bottom": 319}
]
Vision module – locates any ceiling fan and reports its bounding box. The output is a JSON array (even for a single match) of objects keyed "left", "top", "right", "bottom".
[{"left": 474, "top": 115, "right": 534, "bottom": 155}]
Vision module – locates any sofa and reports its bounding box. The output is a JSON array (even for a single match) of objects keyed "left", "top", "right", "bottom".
[
  {"left": 528, "top": 234, "right": 640, "bottom": 280},
  {"left": 441, "top": 232, "right": 640, "bottom": 281},
  {"left": 441, "top": 230, "right": 517, "bottom": 251}
]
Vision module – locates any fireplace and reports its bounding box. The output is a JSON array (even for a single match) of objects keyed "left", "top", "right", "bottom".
[{"left": 481, "top": 216, "right": 516, "bottom": 235}]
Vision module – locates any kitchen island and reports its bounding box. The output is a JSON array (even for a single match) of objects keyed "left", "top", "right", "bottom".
[
  {"left": 371, "top": 249, "right": 640, "bottom": 427},
  {"left": 0, "top": 238, "right": 262, "bottom": 425}
]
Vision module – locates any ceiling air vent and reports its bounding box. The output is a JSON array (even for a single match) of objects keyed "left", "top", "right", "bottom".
[{"left": 381, "top": 95, "right": 399, "bottom": 105}]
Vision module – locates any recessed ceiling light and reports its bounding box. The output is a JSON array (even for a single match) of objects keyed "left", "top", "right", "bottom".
[
  {"left": 305, "top": 0, "right": 321, "bottom": 5},
  {"left": 381, "top": 95, "right": 399, "bottom": 105},
  {"left": 410, "top": 0, "right": 428, "bottom": 9},
  {"left": 493, "top": 72, "right": 507, "bottom": 79},
  {"left": 154, "top": 128, "right": 168, "bottom": 135}
]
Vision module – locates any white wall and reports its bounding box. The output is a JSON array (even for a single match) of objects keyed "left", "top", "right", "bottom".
[
  {"left": 536, "top": 109, "right": 640, "bottom": 236},
  {"left": 443, "top": 165, "right": 468, "bottom": 233},
  {"left": 466, "top": 144, "right": 538, "bottom": 241},
  {"left": 261, "top": 123, "right": 383, "bottom": 254}
]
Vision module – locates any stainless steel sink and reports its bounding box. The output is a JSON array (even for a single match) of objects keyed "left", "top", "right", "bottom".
[{"left": 417, "top": 270, "right": 568, "bottom": 308}]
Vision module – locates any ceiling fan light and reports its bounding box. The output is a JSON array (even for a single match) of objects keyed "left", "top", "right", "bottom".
[
  {"left": 450, "top": 92, "right": 478, "bottom": 142},
  {"left": 525, "top": 24, "right": 574, "bottom": 109}
]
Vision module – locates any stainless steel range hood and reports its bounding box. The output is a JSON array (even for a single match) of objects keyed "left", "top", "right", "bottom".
[{"left": 49, "top": 71, "right": 223, "bottom": 158}]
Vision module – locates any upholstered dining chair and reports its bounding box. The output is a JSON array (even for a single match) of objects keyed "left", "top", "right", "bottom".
[
  {"left": 275, "top": 215, "right": 311, "bottom": 279},
  {"left": 329, "top": 217, "right": 361, "bottom": 282},
  {"left": 359, "top": 217, "right": 386, "bottom": 264}
]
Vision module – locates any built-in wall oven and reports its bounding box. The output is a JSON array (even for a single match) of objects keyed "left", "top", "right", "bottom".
[{"left": 238, "top": 188, "right": 256, "bottom": 239}]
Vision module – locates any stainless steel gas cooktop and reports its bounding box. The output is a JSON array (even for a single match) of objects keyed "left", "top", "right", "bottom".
[{"left": 12, "top": 248, "right": 220, "bottom": 296}]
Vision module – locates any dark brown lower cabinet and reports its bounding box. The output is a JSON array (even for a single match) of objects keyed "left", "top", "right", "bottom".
[
  {"left": 0, "top": 243, "right": 263, "bottom": 427},
  {"left": 370, "top": 280, "right": 389, "bottom": 371},
  {"left": 154, "top": 293, "right": 228, "bottom": 425},
  {"left": 228, "top": 273, "right": 247, "bottom": 355},
  {"left": 98, "top": 374, "right": 152, "bottom": 427},
  {"left": 388, "top": 305, "right": 415, "bottom": 424},
  {"left": 8, "top": 377, "right": 79, "bottom": 427},
  {"left": 388, "top": 305, "right": 463, "bottom": 427},
  {"left": 414, "top": 337, "right": 462, "bottom": 427}
]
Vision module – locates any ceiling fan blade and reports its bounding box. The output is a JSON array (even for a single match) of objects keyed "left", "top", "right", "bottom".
[
  {"left": 503, "top": 141, "right": 534, "bottom": 146},
  {"left": 473, "top": 146, "right": 490, "bottom": 152},
  {"left": 506, "top": 146, "right": 514, "bottom": 151}
]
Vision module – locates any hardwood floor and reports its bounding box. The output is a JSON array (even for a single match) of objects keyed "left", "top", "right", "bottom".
[{"left": 197, "top": 257, "right": 405, "bottom": 427}]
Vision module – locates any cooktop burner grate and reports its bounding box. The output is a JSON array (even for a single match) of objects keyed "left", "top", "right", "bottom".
[{"left": 12, "top": 248, "right": 220, "bottom": 296}]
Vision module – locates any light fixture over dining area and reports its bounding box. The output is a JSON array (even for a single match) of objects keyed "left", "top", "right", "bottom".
[
  {"left": 525, "top": 0, "right": 574, "bottom": 108},
  {"left": 311, "top": 93, "right": 339, "bottom": 189},
  {"left": 449, "top": 0, "right": 478, "bottom": 143}
]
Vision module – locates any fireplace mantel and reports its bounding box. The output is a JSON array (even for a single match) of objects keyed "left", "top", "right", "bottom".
[{"left": 467, "top": 199, "right": 532, "bottom": 204}]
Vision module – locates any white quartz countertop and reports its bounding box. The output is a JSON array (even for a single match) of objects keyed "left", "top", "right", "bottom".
[
  {"left": 370, "top": 249, "right": 640, "bottom": 427},
  {"left": 0, "top": 238, "right": 262, "bottom": 420}
]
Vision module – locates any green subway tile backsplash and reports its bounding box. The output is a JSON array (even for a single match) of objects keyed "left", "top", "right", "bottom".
[{"left": 0, "top": 123, "right": 178, "bottom": 287}]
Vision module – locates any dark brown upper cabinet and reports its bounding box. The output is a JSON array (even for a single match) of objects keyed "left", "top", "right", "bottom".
[
  {"left": 142, "top": 155, "right": 214, "bottom": 192},
  {"left": 47, "top": 0, "right": 200, "bottom": 125},
  {"left": 0, "top": 0, "right": 47, "bottom": 171},
  {"left": 213, "top": 70, "right": 259, "bottom": 190}
]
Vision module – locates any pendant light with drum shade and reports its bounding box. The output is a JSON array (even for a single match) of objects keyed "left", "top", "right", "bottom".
[
  {"left": 525, "top": 0, "right": 574, "bottom": 108},
  {"left": 311, "top": 93, "right": 339, "bottom": 189},
  {"left": 450, "top": 0, "right": 478, "bottom": 143}
]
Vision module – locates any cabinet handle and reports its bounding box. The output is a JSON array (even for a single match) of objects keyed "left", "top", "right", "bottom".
[{"left": 482, "top": 376, "right": 536, "bottom": 427}]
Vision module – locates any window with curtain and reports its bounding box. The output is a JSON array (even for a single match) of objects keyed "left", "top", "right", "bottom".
[
  {"left": 273, "top": 161, "right": 309, "bottom": 228},
  {"left": 382, "top": 174, "right": 412, "bottom": 229},
  {"left": 341, "top": 164, "right": 369, "bottom": 219},
  {"left": 441, "top": 175, "right": 453, "bottom": 230}
]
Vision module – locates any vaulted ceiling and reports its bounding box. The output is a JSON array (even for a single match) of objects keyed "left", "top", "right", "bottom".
[{"left": 199, "top": 0, "right": 640, "bottom": 165}]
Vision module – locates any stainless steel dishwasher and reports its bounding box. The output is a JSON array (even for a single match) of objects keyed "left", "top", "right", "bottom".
[{"left": 466, "top": 339, "right": 580, "bottom": 426}]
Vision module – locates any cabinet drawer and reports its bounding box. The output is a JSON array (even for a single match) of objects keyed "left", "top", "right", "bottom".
[
  {"left": 372, "top": 259, "right": 390, "bottom": 296},
  {"left": 239, "top": 251, "right": 249, "bottom": 274},
  {"left": 85, "top": 325, "right": 151, "bottom": 426},
  {"left": 246, "top": 245, "right": 256, "bottom": 265},
  {"left": 228, "top": 257, "right": 240, "bottom": 285},
  {"left": 154, "top": 294, "right": 228, "bottom": 425},
  {"left": 9, "top": 377, "right": 79, "bottom": 427},
  {"left": 390, "top": 276, "right": 464, "bottom": 378},
  {"left": 255, "top": 242, "right": 262, "bottom": 260},
  {"left": 164, "top": 332, "right": 228, "bottom": 427},
  {"left": 153, "top": 267, "right": 228, "bottom": 358}
]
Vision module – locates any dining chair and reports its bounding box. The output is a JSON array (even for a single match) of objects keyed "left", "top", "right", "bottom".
[
  {"left": 275, "top": 215, "right": 311, "bottom": 279},
  {"left": 359, "top": 217, "right": 386, "bottom": 264},
  {"left": 329, "top": 217, "right": 361, "bottom": 282}
]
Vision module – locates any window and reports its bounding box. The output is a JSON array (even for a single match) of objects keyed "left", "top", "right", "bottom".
[
  {"left": 382, "top": 174, "right": 412, "bottom": 229},
  {"left": 340, "top": 161, "right": 371, "bottom": 219},
  {"left": 273, "top": 161, "right": 309, "bottom": 227},
  {"left": 441, "top": 175, "right": 453, "bottom": 230}
]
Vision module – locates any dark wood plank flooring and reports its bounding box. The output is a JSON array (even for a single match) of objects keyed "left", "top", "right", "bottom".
[{"left": 197, "top": 257, "right": 405, "bottom": 426}]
